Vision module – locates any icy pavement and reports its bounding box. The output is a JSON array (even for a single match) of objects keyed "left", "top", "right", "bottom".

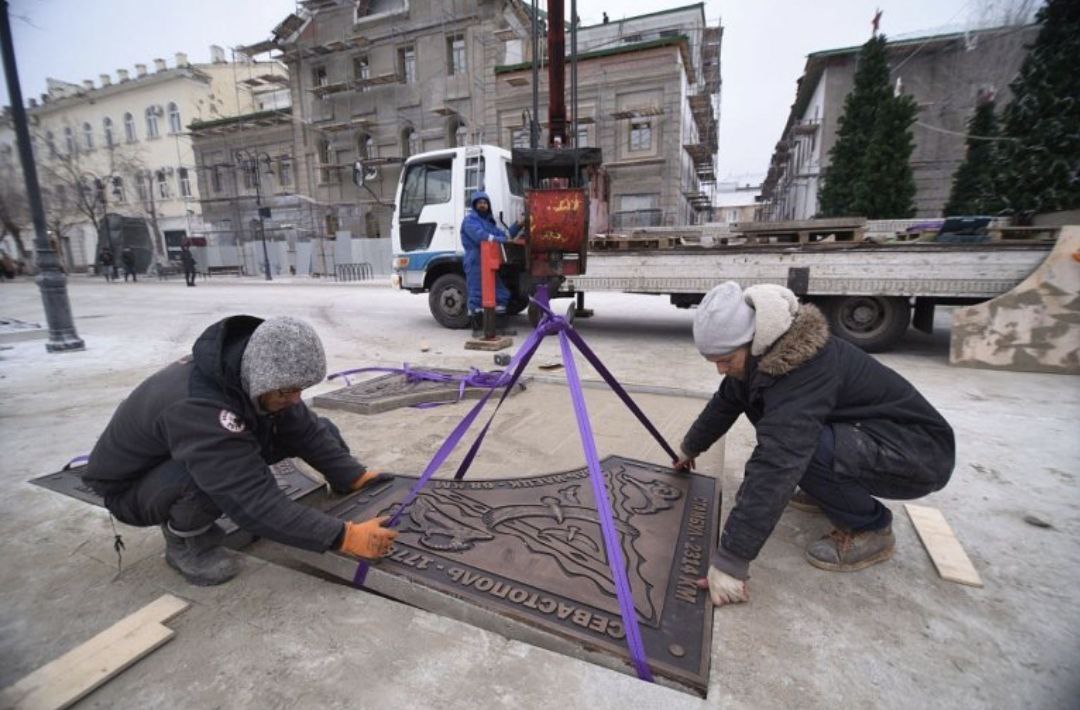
[{"left": 1, "top": 276, "right": 1078, "bottom": 709}]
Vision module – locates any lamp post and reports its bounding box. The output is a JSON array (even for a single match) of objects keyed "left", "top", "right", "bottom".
[
  {"left": 90, "top": 175, "right": 120, "bottom": 280},
  {"left": 235, "top": 149, "right": 273, "bottom": 281},
  {"left": 1, "top": 0, "right": 84, "bottom": 351}
]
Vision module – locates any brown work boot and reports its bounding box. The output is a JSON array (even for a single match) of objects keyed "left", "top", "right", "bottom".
[
  {"left": 788, "top": 488, "right": 823, "bottom": 513},
  {"left": 806, "top": 524, "right": 895, "bottom": 572}
]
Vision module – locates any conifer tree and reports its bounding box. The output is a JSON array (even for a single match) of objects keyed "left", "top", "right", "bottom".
[
  {"left": 944, "top": 97, "right": 1004, "bottom": 216},
  {"left": 997, "top": 0, "right": 1080, "bottom": 221}
]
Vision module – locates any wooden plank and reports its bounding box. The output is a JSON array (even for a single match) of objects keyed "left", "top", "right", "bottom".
[
  {"left": 1, "top": 595, "right": 190, "bottom": 710},
  {"left": 904, "top": 504, "right": 983, "bottom": 587}
]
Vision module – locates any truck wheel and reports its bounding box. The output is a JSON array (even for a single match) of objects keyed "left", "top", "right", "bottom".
[
  {"left": 822, "top": 296, "right": 911, "bottom": 352},
  {"left": 428, "top": 273, "right": 470, "bottom": 329}
]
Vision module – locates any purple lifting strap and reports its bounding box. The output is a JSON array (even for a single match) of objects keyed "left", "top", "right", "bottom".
[{"left": 352, "top": 286, "right": 675, "bottom": 682}]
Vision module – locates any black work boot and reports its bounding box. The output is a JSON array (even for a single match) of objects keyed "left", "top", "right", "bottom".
[
  {"left": 469, "top": 312, "right": 483, "bottom": 337},
  {"left": 806, "top": 524, "right": 895, "bottom": 572},
  {"left": 788, "top": 488, "right": 824, "bottom": 514},
  {"left": 161, "top": 522, "right": 241, "bottom": 586}
]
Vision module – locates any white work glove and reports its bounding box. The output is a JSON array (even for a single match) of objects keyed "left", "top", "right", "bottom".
[{"left": 696, "top": 565, "right": 749, "bottom": 606}]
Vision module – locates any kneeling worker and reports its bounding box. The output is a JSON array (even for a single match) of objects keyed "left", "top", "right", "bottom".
[
  {"left": 675, "top": 282, "right": 954, "bottom": 606},
  {"left": 83, "top": 315, "right": 397, "bottom": 586}
]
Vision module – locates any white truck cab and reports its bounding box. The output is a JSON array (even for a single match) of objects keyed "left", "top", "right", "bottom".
[{"left": 391, "top": 144, "right": 525, "bottom": 328}]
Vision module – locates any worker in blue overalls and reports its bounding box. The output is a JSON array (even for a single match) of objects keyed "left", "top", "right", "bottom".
[{"left": 460, "top": 190, "right": 524, "bottom": 332}]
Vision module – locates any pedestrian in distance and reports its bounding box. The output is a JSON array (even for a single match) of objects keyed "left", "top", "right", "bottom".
[
  {"left": 180, "top": 245, "right": 197, "bottom": 287},
  {"left": 460, "top": 190, "right": 525, "bottom": 333},
  {"left": 674, "top": 282, "right": 955, "bottom": 607},
  {"left": 82, "top": 316, "right": 398, "bottom": 586},
  {"left": 98, "top": 246, "right": 116, "bottom": 283},
  {"left": 121, "top": 246, "right": 137, "bottom": 282}
]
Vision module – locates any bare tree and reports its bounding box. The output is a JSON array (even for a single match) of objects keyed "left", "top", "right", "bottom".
[{"left": 0, "top": 176, "right": 32, "bottom": 263}]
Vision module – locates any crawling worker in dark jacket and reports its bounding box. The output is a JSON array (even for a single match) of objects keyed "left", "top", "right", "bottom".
[
  {"left": 83, "top": 315, "right": 397, "bottom": 586},
  {"left": 674, "top": 282, "right": 955, "bottom": 606}
]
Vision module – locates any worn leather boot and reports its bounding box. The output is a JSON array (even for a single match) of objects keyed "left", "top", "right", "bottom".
[
  {"left": 788, "top": 488, "right": 824, "bottom": 513},
  {"left": 806, "top": 524, "right": 895, "bottom": 572},
  {"left": 161, "top": 522, "right": 241, "bottom": 586}
]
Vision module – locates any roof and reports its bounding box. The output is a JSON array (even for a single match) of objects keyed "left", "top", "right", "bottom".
[
  {"left": 495, "top": 35, "right": 688, "bottom": 74},
  {"left": 188, "top": 107, "right": 293, "bottom": 132}
]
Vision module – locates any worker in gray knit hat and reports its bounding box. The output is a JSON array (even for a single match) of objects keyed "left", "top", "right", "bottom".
[
  {"left": 675, "top": 282, "right": 954, "bottom": 610},
  {"left": 84, "top": 315, "right": 397, "bottom": 587}
]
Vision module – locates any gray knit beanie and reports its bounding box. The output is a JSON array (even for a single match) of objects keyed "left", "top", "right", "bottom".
[
  {"left": 240, "top": 316, "right": 326, "bottom": 398},
  {"left": 693, "top": 282, "right": 756, "bottom": 357}
]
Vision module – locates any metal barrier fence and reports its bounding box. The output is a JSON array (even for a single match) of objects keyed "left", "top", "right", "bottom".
[{"left": 335, "top": 262, "right": 374, "bottom": 282}]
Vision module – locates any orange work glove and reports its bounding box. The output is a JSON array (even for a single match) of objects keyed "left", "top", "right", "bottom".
[
  {"left": 350, "top": 470, "right": 394, "bottom": 492},
  {"left": 339, "top": 516, "right": 398, "bottom": 559}
]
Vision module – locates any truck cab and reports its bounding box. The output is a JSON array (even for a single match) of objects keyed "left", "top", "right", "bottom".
[{"left": 391, "top": 145, "right": 525, "bottom": 328}]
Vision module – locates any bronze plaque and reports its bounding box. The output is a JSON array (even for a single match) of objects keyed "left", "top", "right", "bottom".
[
  {"left": 300, "top": 456, "right": 719, "bottom": 695},
  {"left": 30, "top": 460, "right": 322, "bottom": 539},
  {"left": 312, "top": 369, "right": 526, "bottom": 414}
]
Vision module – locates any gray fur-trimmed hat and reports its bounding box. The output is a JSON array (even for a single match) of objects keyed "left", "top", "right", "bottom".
[{"left": 240, "top": 316, "right": 326, "bottom": 398}]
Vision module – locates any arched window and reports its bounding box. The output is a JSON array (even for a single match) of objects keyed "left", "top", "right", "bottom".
[
  {"left": 145, "top": 107, "right": 160, "bottom": 139},
  {"left": 167, "top": 102, "right": 182, "bottom": 134},
  {"left": 356, "top": 133, "right": 376, "bottom": 160},
  {"left": 103, "top": 117, "right": 114, "bottom": 147},
  {"left": 46, "top": 131, "right": 57, "bottom": 157},
  {"left": 64, "top": 126, "right": 75, "bottom": 154},
  {"left": 82, "top": 122, "right": 94, "bottom": 150},
  {"left": 124, "top": 113, "right": 136, "bottom": 142}
]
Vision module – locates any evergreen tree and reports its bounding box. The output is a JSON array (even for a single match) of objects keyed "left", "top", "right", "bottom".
[
  {"left": 855, "top": 91, "right": 918, "bottom": 218},
  {"left": 997, "top": 0, "right": 1080, "bottom": 221},
  {"left": 818, "top": 34, "right": 918, "bottom": 218},
  {"left": 818, "top": 35, "right": 891, "bottom": 217},
  {"left": 944, "top": 98, "right": 1005, "bottom": 216}
]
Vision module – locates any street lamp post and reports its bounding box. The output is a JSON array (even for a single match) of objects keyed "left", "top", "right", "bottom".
[
  {"left": 235, "top": 150, "right": 272, "bottom": 281},
  {"left": 92, "top": 176, "right": 119, "bottom": 280},
  {"left": 0, "top": 0, "right": 84, "bottom": 351}
]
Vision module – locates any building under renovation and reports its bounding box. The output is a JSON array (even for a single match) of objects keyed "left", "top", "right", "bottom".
[
  {"left": 760, "top": 24, "right": 1038, "bottom": 221},
  {"left": 216, "top": 0, "right": 722, "bottom": 250}
]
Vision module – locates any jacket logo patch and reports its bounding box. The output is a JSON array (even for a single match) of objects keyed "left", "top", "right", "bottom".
[{"left": 219, "top": 409, "right": 246, "bottom": 433}]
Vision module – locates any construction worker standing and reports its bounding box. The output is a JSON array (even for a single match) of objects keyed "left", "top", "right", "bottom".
[
  {"left": 460, "top": 190, "right": 524, "bottom": 331},
  {"left": 83, "top": 315, "right": 397, "bottom": 586},
  {"left": 675, "top": 282, "right": 955, "bottom": 606}
]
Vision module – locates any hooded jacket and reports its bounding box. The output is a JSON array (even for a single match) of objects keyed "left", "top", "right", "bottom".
[
  {"left": 460, "top": 190, "right": 520, "bottom": 273},
  {"left": 681, "top": 290, "right": 955, "bottom": 568},
  {"left": 83, "top": 315, "right": 362, "bottom": 551}
]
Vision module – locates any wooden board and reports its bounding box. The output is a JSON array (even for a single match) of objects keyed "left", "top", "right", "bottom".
[
  {"left": 905, "top": 504, "right": 983, "bottom": 587},
  {"left": 1, "top": 595, "right": 190, "bottom": 710}
]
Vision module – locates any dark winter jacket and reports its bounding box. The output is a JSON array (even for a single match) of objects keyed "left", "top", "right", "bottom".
[
  {"left": 180, "top": 250, "right": 196, "bottom": 269},
  {"left": 681, "top": 303, "right": 954, "bottom": 567},
  {"left": 83, "top": 316, "right": 362, "bottom": 551}
]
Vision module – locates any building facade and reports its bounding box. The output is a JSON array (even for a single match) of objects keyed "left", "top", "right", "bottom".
[
  {"left": 761, "top": 25, "right": 1038, "bottom": 221},
  {"left": 11, "top": 48, "right": 283, "bottom": 270},
  {"left": 226, "top": 0, "right": 721, "bottom": 246}
]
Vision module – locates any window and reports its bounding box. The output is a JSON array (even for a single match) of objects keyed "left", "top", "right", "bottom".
[
  {"left": 398, "top": 45, "right": 416, "bottom": 84},
  {"left": 111, "top": 177, "right": 125, "bottom": 203},
  {"left": 211, "top": 165, "right": 223, "bottom": 193},
  {"left": 145, "top": 107, "right": 160, "bottom": 139},
  {"left": 64, "top": 126, "right": 75, "bottom": 154},
  {"left": 156, "top": 170, "right": 169, "bottom": 199},
  {"left": 399, "top": 158, "right": 452, "bottom": 219},
  {"left": 510, "top": 127, "right": 529, "bottom": 148},
  {"left": 103, "top": 117, "right": 114, "bottom": 147},
  {"left": 356, "top": 134, "right": 376, "bottom": 162},
  {"left": 277, "top": 157, "right": 292, "bottom": 186},
  {"left": 312, "top": 65, "right": 328, "bottom": 88},
  {"left": 240, "top": 157, "right": 254, "bottom": 190},
  {"left": 82, "top": 122, "right": 94, "bottom": 150},
  {"left": 575, "top": 125, "right": 589, "bottom": 148},
  {"left": 318, "top": 140, "right": 337, "bottom": 184},
  {"left": 124, "top": 113, "right": 136, "bottom": 142},
  {"left": 505, "top": 161, "right": 524, "bottom": 197},
  {"left": 135, "top": 172, "right": 148, "bottom": 202},
  {"left": 463, "top": 155, "right": 485, "bottom": 207},
  {"left": 353, "top": 55, "right": 370, "bottom": 92},
  {"left": 46, "top": 131, "right": 57, "bottom": 158},
  {"left": 447, "top": 33, "right": 466, "bottom": 76},
  {"left": 54, "top": 184, "right": 67, "bottom": 209},
  {"left": 629, "top": 119, "right": 652, "bottom": 152},
  {"left": 178, "top": 167, "right": 191, "bottom": 197},
  {"left": 449, "top": 118, "right": 467, "bottom": 148},
  {"left": 168, "top": 102, "right": 182, "bottom": 134},
  {"left": 613, "top": 193, "right": 661, "bottom": 228},
  {"left": 401, "top": 127, "right": 421, "bottom": 159}
]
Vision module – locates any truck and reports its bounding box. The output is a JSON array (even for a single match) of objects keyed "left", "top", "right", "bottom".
[{"left": 389, "top": 144, "right": 1055, "bottom": 352}]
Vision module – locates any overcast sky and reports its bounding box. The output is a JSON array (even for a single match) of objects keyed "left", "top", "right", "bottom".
[{"left": 2, "top": 0, "right": 1026, "bottom": 183}]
